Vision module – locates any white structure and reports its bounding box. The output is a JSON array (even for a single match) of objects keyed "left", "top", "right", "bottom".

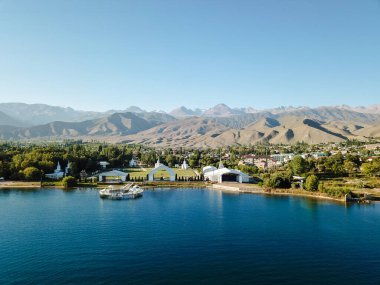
[
  {"left": 99, "top": 161, "right": 110, "bottom": 169},
  {"left": 65, "top": 161, "right": 71, "bottom": 175},
  {"left": 203, "top": 166, "right": 250, "bottom": 183},
  {"left": 45, "top": 162, "right": 65, "bottom": 180},
  {"left": 154, "top": 158, "right": 161, "bottom": 168},
  {"left": 181, "top": 160, "right": 189, "bottom": 170},
  {"left": 148, "top": 164, "right": 175, "bottom": 182},
  {"left": 98, "top": 170, "right": 129, "bottom": 182},
  {"left": 129, "top": 158, "right": 138, "bottom": 167}
]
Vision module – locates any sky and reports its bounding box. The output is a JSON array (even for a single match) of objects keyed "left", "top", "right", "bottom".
[{"left": 0, "top": 0, "right": 379, "bottom": 112}]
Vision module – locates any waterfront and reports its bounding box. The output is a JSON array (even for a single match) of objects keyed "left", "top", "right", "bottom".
[{"left": 0, "top": 188, "right": 379, "bottom": 284}]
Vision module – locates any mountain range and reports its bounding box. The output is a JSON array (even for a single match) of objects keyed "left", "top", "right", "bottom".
[{"left": 0, "top": 102, "right": 379, "bottom": 147}]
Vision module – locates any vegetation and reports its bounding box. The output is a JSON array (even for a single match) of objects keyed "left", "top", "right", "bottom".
[
  {"left": 62, "top": 176, "right": 77, "bottom": 188},
  {"left": 305, "top": 175, "right": 319, "bottom": 191},
  {"left": 1, "top": 140, "right": 380, "bottom": 200}
]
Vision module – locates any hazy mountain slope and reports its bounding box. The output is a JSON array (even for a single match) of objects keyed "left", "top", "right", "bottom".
[
  {"left": 0, "top": 112, "right": 154, "bottom": 140},
  {"left": 122, "top": 117, "right": 229, "bottom": 147},
  {"left": 0, "top": 103, "right": 103, "bottom": 125},
  {"left": 0, "top": 111, "right": 26, "bottom": 127},
  {"left": 203, "top": 104, "right": 244, "bottom": 117},
  {"left": 169, "top": 106, "right": 201, "bottom": 117},
  {"left": 136, "top": 112, "right": 176, "bottom": 125},
  {"left": 277, "top": 107, "right": 379, "bottom": 124}
]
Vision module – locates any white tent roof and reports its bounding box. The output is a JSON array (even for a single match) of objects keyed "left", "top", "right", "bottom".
[
  {"left": 99, "top": 170, "right": 128, "bottom": 177},
  {"left": 204, "top": 167, "right": 249, "bottom": 178}
]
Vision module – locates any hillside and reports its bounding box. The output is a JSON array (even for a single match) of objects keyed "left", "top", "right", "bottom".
[
  {"left": 0, "top": 112, "right": 154, "bottom": 140},
  {"left": 0, "top": 102, "right": 379, "bottom": 147}
]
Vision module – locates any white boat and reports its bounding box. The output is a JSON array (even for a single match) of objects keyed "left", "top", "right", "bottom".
[{"left": 99, "top": 183, "right": 143, "bottom": 200}]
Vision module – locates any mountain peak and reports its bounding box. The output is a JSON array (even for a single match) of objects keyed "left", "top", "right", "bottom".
[{"left": 203, "top": 103, "right": 244, "bottom": 117}]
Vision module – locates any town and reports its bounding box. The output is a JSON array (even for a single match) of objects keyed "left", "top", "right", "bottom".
[{"left": 1, "top": 139, "right": 380, "bottom": 201}]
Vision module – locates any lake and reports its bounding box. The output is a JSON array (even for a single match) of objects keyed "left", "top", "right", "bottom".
[{"left": 0, "top": 188, "right": 379, "bottom": 284}]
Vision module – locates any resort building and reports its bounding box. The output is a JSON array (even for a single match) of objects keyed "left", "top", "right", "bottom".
[
  {"left": 239, "top": 155, "right": 277, "bottom": 169},
  {"left": 98, "top": 170, "right": 129, "bottom": 182},
  {"left": 181, "top": 160, "right": 189, "bottom": 170},
  {"left": 46, "top": 161, "right": 70, "bottom": 180},
  {"left": 148, "top": 163, "right": 175, "bottom": 182},
  {"left": 203, "top": 166, "right": 250, "bottom": 183}
]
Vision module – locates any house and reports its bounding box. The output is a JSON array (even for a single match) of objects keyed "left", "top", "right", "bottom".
[
  {"left": 270, "top": 153, "right": 295, "bottom": 164},
  {"left": 203, "top": 166, "right": 250, "bottom": 183}
]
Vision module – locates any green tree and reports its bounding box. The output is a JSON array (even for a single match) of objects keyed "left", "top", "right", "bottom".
[
  {"left": 264, "top": 172, "right": 291, "bottom": 189},
  {"left": 288, "top": 156, "right": 308, "bottom": 175},
  {"left": 361, "top": 159, "right": 380, "bottom": 177},
  {"left": 305, "top": 175, "right": 319, "bottom": 191},
  {"left": 23, "top": 167, "right": 42, "bottom": 181},
  {"left": 62, "top": 176, "right": 77, "bottom": 188}
]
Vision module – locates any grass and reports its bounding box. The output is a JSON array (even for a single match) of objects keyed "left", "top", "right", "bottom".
[{"left": 123, "top": 167, "right": 197, "bottom": 179}]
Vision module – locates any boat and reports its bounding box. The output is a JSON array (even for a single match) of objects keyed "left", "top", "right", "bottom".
[{"left": 99, "top": 183, "right": 144, "bottom": 200}]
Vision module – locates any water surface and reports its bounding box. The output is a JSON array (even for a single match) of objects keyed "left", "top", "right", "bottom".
[{"left": 0, "top": 188, "right": 379, "bottom": 284}]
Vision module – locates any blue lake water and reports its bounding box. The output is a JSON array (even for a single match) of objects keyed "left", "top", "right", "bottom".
[{"left": 0, "top": 188, "right": 379, "bottom": 285}]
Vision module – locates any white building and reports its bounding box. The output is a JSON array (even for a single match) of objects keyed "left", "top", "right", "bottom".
[
  {"left": 99, "top": 161, "right": 110, "bottom": 169},
  {"left": 148, "top": 163, "right": 175, "bottom": 182},
  {"left": 203, "top": 166, "right": 250, "bottom": 183},
  {"left": 45, "top": 162, "right": 65, "bottom": 180},
  {"left": 181, "top": 160, "right": 189, "bottom": 170},
  {"left": 155, "top": 158, "right": 162, "bottom": 168},
  {"left": 98, "top": 170, "right": 129, "bottom": 182},
  {"left": 129, "top": 158, "right": 138, "bottom": 167}
]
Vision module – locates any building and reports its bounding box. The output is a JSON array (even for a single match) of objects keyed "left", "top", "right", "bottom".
[
  {"left": 240, "top": 155, "right": 277, "bottom": 169},
  {"left": 181, "top": 160, "right": 189, "bottom": 170},
  {"left": 45, "top": 162, "right": 65, "bottom": 180},
  {"left": 148, "top": 163, "right": 175, "bottom": 181},
  {"left": 129, "top": 158, "right": 138, "bottom": 167},
  {"left": 270, "top": 153, "right": 295, "bottom": 164},
  {"left": 99, "top": 161, "right": 110, "bottom": 169},
  {"left": 203, "top": 166, "right": 250, "bottom": 183},
  {"left": 98, "top": 170, "right": 129, "bottom": 182}
]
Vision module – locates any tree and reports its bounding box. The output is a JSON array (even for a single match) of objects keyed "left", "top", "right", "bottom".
[
  {"left": 62, "top": 176, "right": 77, "bottom": 188},
  {"left": 288, "top": 156, "right": 308, "bottom": 175},
  {"left": 305, "top": 175, "right": 319, "bottom": 191},
  {"left": 23, "top": 167, "right": 42, "bottom": 181},
  {"left": 361, "top": 159, "right": 380, "bottom": 177},
  {"left": 263, "top": 172, "right": 291, "bottom": 189}
]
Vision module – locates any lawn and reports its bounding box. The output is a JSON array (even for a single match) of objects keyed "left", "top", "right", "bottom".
[{"left": 123, "top": 167, "right": 197, "bottom": 180}]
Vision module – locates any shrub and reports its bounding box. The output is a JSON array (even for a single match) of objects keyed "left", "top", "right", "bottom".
[
  {"left": 264, "top": 172, "right": 291, "bottom": 189},
  {"left": 23, "top": 167, "right": 42, "bottom": 181},
  {"left": 62, "top": 176, "right": 77, "bottom": 188}
]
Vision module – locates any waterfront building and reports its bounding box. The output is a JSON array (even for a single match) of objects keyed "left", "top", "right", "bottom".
[
  {"left": 98, "top": 170, "right": 129, "bottom": 182},
  {"left": 45, "top": 162, "right": 65, "bottom": 180},
  {"left": 203, "top": 166, "right": 250, "bottom": 183}
]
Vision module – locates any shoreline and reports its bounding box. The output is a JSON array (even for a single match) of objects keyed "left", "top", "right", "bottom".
[
  {"left": 0, "top": 181, "right": 368, "bottom": 203},
  {"left": 209, "top": 183, "right": 346, "bottom": 203}
]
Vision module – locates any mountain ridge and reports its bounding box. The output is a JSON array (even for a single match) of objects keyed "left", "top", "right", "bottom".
[{"left": 0, "top": 102, "right": 379, "bottom": 147}]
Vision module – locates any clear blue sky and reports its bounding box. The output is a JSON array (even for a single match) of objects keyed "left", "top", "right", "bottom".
[{"left": 0, "top": 0, "right": 379, "bottom": 111}]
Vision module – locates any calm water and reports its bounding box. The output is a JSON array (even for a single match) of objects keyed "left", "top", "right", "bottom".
[{"left": 0, "top": 188, "right": 379, "bottom": 285}]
